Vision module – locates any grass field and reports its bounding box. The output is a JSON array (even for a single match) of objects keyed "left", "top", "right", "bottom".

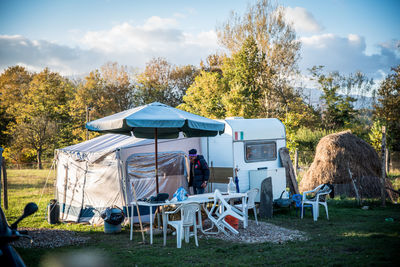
[{"left": 2, "top": 169, "right": 400, "bottom": 266}]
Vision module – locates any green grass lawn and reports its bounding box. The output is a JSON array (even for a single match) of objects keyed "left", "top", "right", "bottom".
[{"left": 2, "top": 169, "right": 400, "bottom": 266}]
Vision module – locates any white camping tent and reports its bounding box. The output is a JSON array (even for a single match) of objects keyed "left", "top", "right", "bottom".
[{"left": 55, "top": 134, "right": 199, "bottom": 225}]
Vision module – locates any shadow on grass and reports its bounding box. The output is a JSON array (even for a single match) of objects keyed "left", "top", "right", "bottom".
[{"left": 8, "top": 181, "right": 50, "bottom": 190}]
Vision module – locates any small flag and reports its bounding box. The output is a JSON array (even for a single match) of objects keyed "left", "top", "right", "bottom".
[{"left": 234, "top": 131, "right": 244, "bottom": 140}]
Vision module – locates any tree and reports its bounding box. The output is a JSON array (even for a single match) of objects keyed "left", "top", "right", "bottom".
[
  {"left": 0, "top": 66, "right": 32, "bottom": 148},
  {"left": 8, "top": 68, "right": 74, "bottom": 168},
  {"left": 308, "top": 66, "right": 373, "bottom": 130},
  {"left": 200, "top": 54, "right": 224, "bottom": 74},
  {"left": 101, "top": 62, "right": 135, "bottom": 112},
  {"left": 217, "top": 0, "right": 301, "bottom": 117},
  {"left": 368, "top": 120, "right": 383, "bottom": 152},
  {"left": 179, "top": 71, "right": 227, "bottom": 119},
  {"left": 134, "top": 57, "right": 198, "bottom": 107},
  {"left": 0, "top": 107, "right": 12, "bottom": 147},
  {"left": 70, "top": 62, "right": 135, "bottom": 142},
  {"left": 374, "top": 65, "right": 400, "bottom": 150},
  {"left": 221, "top": 36, "right": 264, "bottom": 118},
  {"left": 0, "top": 66, "right": 32, "bottom": 114},
  {"left": 169, "top": 64, "right": 199, "bottom": 106},
  {"left": 180, "top": 35, "right": 307, "bottom": 123}
]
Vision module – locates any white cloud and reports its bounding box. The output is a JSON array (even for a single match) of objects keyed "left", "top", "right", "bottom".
[
  {"left": 183, "top": 30, "right": 218, "bottom": 47},
  {"left": 79, "top": 17, "right": 219, "bottom": 66},
  {"left": 81, "top": 21, "right": 184, "bottom": 53},
  {"left": 173, "top": 13, "right": 186, "bottom": 19},
  {"left": 380, "top": 39, "right": 400, "bottom": 58},
  {"left": 299, "top": 33, "right": 400, "bottom": 79},
  {"left": 0, "top": 16, "right": 220, "bottom": 75},
  {"left": 2, "top": 15, "right": 398, "bottom": 82},
  {"left": 284, "top": 7, "right": 323, "bottom": 33},
  {"left": 141, "top": 16, "right": 178, "bottom": 30},
  {"left": 0, "top": 35, "right": 105, "bottom": 75}
]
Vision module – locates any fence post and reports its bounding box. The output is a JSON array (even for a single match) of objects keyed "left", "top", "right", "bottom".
[
  {"left": 294, "top": 149, "right": 299, "bottom": 177},
  {"left": 0, "top": 154, "right": 2, "bottom": 207},
  {"left": 381, "top": 126, "right": 386, "bottom": 207},
  {"left": 385, "top": 149, "right": 389, "bottom": 174},
  {"left": 2, "top": 158, "right": 8, "bottom": 210}
]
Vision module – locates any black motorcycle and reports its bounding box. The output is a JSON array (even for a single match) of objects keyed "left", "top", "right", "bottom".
[{"left": 0, "top": 202, "right": 38, "bottom": 267}]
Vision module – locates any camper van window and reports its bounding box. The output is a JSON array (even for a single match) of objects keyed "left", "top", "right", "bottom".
[{"left": 245, "top": 141, "right": 276, "bottom": 162}]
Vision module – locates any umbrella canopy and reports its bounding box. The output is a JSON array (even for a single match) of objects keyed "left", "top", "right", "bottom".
[
  {"left": 86, "top": 102, "right": 224, "bottom": 138},
  {"left": 86, "top": 102, "right": 225, "bottom": 193}
]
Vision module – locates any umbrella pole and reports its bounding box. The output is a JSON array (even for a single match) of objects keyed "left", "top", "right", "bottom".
[{"left": 155, "top": 128, "right": 159, "bottom": 194}]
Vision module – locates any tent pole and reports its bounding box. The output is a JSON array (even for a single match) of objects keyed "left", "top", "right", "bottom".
[
  {"left": 78, "top": 161, "right": 89, "bottom": 223},
  {"left": 117, "top": 150, "right": 130, "bottom": 225},
  {"left": 155, "top": 128, "right": 159, "bottom": 194},
  {"left": 62, "top": 163, "right": 68, "bottom": 220}
]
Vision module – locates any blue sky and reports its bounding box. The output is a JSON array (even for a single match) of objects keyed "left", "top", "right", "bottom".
[{"left": 0, "top": 0, "right": 399, "bottom": 82}]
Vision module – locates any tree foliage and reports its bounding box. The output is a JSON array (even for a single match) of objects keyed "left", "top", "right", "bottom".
[
  {"left": 374, "top": 65, "right": 400, "bottom": 150},
  {"left": 221, "top": 37, "right": 264, "bottom": 118},
  {"left": 308, "top": 66, "right": 374, "bottom": 130},
  {"left": 0, "top": 66, "right": 33, "bottom": 147},
  {"left": 217, "top": 0, "right": 301, "bottom": 117},
  {"left": 134, "top": 57, "right": 199, "bottom": 107},
  {"left": 2, "top": 68, "right": 74, "bottom": 168},
  {"left": 179, "top": 71, "right": 227, "bottom": 119},
  {"left": 69, "top": 62, "right": 135, "bottom": 142}
]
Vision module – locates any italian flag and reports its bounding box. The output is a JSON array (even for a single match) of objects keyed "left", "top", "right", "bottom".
[{"left": 234, "top": 131, "right": 244, "bottom": 141}]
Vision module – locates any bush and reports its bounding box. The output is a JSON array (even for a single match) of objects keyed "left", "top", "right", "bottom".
[{"left": 295, "top": 127, "right": 333, "bottom": 151}]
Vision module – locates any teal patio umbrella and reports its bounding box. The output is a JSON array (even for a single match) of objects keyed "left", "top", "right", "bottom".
[{"left": 86, "top": 102, "right": 225, "bottom": 193}]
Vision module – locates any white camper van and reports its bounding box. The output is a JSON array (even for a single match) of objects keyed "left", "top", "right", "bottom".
[{"left": 202, "top": 117, "right": 287, "bottom": 201}]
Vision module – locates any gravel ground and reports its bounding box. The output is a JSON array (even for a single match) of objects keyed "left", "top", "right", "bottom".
[
  {"left": 198, "top": 219, "right": 308, "bottom": 244},
  {"left": 11, "top": 219, "right": 307, "bottom": 248},
  {"left": 11, "top": 228, "right": 91, "bottom": 248}
]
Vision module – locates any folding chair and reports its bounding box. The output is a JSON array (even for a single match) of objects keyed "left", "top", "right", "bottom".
[{"left": 208, "top": 189, "right": 244, "bottom": 235}]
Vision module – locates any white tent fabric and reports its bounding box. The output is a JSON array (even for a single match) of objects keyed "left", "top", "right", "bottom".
[{"left": 55, "top": 134, "right": 200, "bottom": 225}]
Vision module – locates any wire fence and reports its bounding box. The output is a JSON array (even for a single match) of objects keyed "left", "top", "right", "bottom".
[{"left": 4, "top": 161, "right": 54, "bottom": 170}]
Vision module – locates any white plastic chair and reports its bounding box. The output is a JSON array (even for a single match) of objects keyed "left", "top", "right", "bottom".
[
  {"left": 234, "top": 188, "right": 259, "bottom": 225},
  {"left": 164, "top": 202, "right": 201, "bottom": 248},
  {"left": 301, "top": 184, "right": 332, "bottom": 221},
  {"left": 208, "top": 189, "right": 245, "bottom": 235}
]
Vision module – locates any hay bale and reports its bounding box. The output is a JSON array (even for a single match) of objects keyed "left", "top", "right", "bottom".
[{"left": 300, "top": 131, "right": 392, "bottom": 198}]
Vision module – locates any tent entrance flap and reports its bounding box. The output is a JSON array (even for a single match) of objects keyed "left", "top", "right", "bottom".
[{"left": 126, "top": 151, "right": 188, "bottom": 204}]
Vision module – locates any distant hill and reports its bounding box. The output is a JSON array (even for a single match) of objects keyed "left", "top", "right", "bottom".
[{"left": 299, "top": 88, "right": 374, "bottom": 110}]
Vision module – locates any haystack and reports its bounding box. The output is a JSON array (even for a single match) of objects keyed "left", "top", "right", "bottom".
[{"left": 300, "top": 131, "right": 393, "bottom": 199}]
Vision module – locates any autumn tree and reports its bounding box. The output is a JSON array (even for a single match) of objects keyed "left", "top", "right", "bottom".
[
  {"left": 101, "top": 62, "right": 135, "bottom": 112},
  {"left": 217, "top": 0, "right": 301, "bottom": 118},
  {"left": 374, "top": 65, "right": 400, "bottom": 150},
  {"left": 200, "top": 54, "right": 224, "bottom": 74},
  {"left": 134, "top": 57, "right": 198, "bottom": 107},
  {"left": 70, "top": 62, "right": 135, "bottom": 142},
  {"left": 0, "top": 66, "right": 33, "bottom": 146},
  {"left": 179, "top": 71, "right": 227, "bottom": 119},
  {"left": 5, "top": 68, "right": 74, "bottom": 168}
]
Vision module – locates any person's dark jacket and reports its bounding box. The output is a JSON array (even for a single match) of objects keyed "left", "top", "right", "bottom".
[{"left": 189, "top": 155, "right": 210, "bottom": 188}]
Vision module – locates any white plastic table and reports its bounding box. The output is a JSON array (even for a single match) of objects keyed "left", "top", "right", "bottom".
[
  {"left": 178, "top": 192, "right": 248, "bottom": 227},
  {"left": 130, "top": 192, "right": 248, "bottom": 245}
]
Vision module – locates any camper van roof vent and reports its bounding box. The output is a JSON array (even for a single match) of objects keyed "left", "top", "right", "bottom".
[{"left": 225, "top": 117, "right": 244, "bottom": 120}]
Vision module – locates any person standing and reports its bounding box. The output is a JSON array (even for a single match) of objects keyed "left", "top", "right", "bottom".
[{"left": 188, "top": 148, "right": 209, "bottom": 195}]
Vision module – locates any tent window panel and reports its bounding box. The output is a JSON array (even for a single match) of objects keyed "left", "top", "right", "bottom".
[{"left": 244, "top": 141, "right": 276, "bottom": 162}]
